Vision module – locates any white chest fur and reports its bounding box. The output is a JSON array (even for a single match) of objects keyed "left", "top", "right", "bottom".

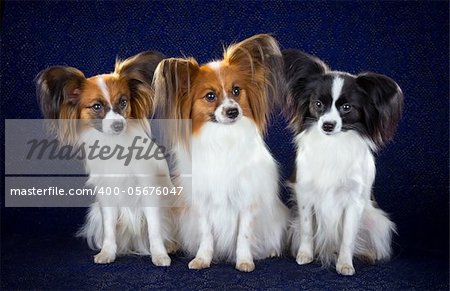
[
  {"left": 175, "top": 117, "right": 288, "bottom": 261},
  {"left": 81, "top": 126, "right": 168, "bottom": 176},
  {"left": 295, "top": 127, "right": 375, "bottom": 196},
  {"left": 190, "top": 117, "right": 278, "bottom": 207},
  {"left": 77, "top": 125, "right": 174, "bottom": 264},
  {"left": 292, "top": 127, "right": 395, "bottom": 273},
  {"left": 79, "top": 126, "right": 172, "bottom": 206}
]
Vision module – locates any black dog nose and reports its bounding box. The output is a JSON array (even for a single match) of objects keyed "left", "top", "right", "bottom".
[
  {"left": 112, "top": 121, "right": 124, "bottom": 132},
  {"left": 226, "top": 108, "right": 239, "bottom": 119},
  {"left": 322, "top": 121, "right": 336, "bottom": 133}
]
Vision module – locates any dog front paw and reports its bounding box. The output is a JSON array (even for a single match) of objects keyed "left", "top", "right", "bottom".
[
  {"left": 235, "top": 260, "right": 255, "bottom": 272},
  {"left": 152, "top": 254, "right": 171, "bottom": 267},
  {"left": 336, "top": 262, "right": 355, "bottom": 276},
  {"left": 94, "top": 250, "right": 116, "bottom": 264},
  {"left": 188, "top": 257, "right": 210, "bottom": 269},
  {"left": 296, "top": 251, "right": 314, "bottom": 265}
]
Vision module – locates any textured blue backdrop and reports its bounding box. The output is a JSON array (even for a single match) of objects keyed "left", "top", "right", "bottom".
[{"left": 1, "top": 1, "right": 448, "bottom": 289}]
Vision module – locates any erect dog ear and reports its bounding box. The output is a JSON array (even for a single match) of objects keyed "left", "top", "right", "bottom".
[
  {"left": 115, "top": 51, "right": 166, "bottom": 118},
  {"left": 115, "top": 50, "right": 165, "bottom": 87},
  {"left": 282, "top": 49, "right": 328, "bottom": 88},
  {"left": 224, "top": 34, "right": 282, "bottom": 73},
  {"left": 36, "top": 66, "right": 86, "bottom": 119},
  {"left": 282, "top": 49, "right": 329, "bottom": 131},
  {"left": 223, "top": 34, "right": 284, "bottom": 133},
  {"left": 35, "top": 66, "right": 85, "bottom": 145},
  {"left": 356, "top": 72, "right": 404, "bottom": 148}
]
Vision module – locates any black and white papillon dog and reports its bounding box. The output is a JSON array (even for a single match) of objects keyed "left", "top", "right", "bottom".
[{"left": 283, "top": 49, "right": 403, "bottom": 275}]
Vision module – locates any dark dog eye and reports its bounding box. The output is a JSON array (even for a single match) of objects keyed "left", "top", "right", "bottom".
[
  {"left": 341, "top": 103, "right": 352, "bottom": 112},
  {"left": 205, "top": 92, "right": 216, "bottom": 102},
  {"left": 232, "top": 86, "right": 240, "bottom": 96},
  {"left": 315, "top": 100, "right": 323, "bottom": 108},
  {"left": 92, "top": 103, "right": 103, "bottom": 112},
  {"left": 120, "top": 98, "right": 127, "bottom": 109}
]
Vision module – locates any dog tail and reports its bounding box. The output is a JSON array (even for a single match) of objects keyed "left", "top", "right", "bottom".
[
  {"left": 76, "top": 202, "right": 103, "bottom": 251},
  {"left": 76, "top": 203, "right": 178, "bottom": 256},
  {"left": 355, "top": 202, "right": 396, "bottom": 263},
  {"left": 76, "top": 203, "right": 152, "bottom": 255}
]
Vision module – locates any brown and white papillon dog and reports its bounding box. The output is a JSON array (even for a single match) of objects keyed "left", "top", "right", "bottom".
[
  {"left": 36, "top": 51, "right": 176, "bottom": 266},
  {"left": 283, "top": 50, "right": 403, "bottom": 275},
  {"left": 153, "top": 34, "right": 289, "bottom": 272}
]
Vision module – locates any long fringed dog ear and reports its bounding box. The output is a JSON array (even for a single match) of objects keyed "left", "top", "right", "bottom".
[
  {"left": 36, "top": 66, "right": 85, "bottom": 119},
  {"left": 283, "top": 49, "right": 329, "bottom": 92},
  {"left": 356, "top": 73, "right": 404, "bottom": 149},
  {"left": 35, "top": 66, "right": 86, "bottom": 144},
  {"left": 115, "top": 51, "right": 165, "bottom": 119},
  {"left": 282, "top": 49, "right": 329, "bottom": 131},
  {"left": 153, "top": 57, "right": 199, "bottom": 120},
  {"left": 152, "top": 57, "right": 199, "bottom": 149},
  {"left": 223, "top": 34, "right": 284, "bottom": 133}
]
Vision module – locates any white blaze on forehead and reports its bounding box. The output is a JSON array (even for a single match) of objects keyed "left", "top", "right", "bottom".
[
  {"left": 318, "top": 76, "right": 344, "bottom": 133},
  {"left": 208, "top": 61, "right": 222, "bottom": 72},
  {"left": 331, "top": 76, "right": 345, "bottom": 102},
  {"left": 207, "top": 60, "right": 227, "bottom": 97},
  {"left": 225, "top": 98, "right": 235, "bottom": 106},
  {"left": 97, "top": 76, "right": 111, "bottom": 103},
  {"left": 104, "top": 110, "right": 124, "bottom": 120}
]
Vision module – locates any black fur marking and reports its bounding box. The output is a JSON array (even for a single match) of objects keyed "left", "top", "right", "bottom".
[
  {"left": 282, "top": 49, "right": 404, "bottom": 150},
  {"left": 209, "top": 113, "right": 218, "bottom": 123}
]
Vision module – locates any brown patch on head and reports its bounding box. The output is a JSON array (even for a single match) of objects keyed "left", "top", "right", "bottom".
[
  {"left": 102, "top": 75, "right": 132, "bottom": 117},
  {"left": 36, "top": 51, "right": 164, "bottom": 144},
  {"left": 77, "top": 75, "right": 131, "bottom": 121},
  {"left": 152, "top": 34, "right": 283, "bottom": 145},
  {"left": 190, "top": 65, "right": 221, "bottom": 134},
  {"left": 58, "top": 74, "right": 131, "bottom": 139},
  {"left": 77, "top": 77, "right": 109, "bottom": 120},
  {"left": 227, "top": 61, "right": 270, "bottom": 133},
  {"left": 222, "top": 62, "right": 260, "bottom": 125},
  {"left": 36, "top": 51, "right": 163, "bottom": 144},
  {"left": 221, "top": 34, "right": 284, "bottom": 133},
  {"left": 190, "top": 62, "right": 255, "bottom": 134},
  {"left": 114, "top": 50, "right": 165, "bottom": 119}
]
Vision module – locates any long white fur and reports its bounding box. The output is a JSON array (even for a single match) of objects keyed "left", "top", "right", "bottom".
[
  {"left": 76, "top": 123, "right": 176, "bottom": 266},
  {"left": 175, "top": 117, "right": 289, "bottom": 270},
  {"left": 291, "top": 120, "right": 396, "bottom": 275}
]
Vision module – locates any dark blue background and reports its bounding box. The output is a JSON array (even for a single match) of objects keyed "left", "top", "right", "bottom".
[{"left": 1, "top": 1, "right": 448, "bottom": 289}]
